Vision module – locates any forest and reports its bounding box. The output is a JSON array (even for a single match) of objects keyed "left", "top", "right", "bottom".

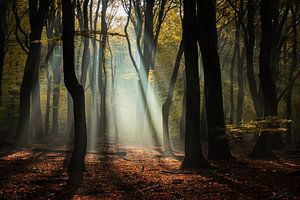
[{"left": 0, "top": 0, "right": 299, "bottom": 199}]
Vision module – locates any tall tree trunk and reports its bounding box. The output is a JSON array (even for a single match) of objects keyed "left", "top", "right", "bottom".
[
  {"left": 98, "top": 0, "right": 108, "bottom": 136},
  {"left": 197, "top": 0, "right": 232, "bottom": 160},
  {"left": 181, "top": 0, "right": 209, "bottom": 169},
  {"left": 286, "top": 6, "right": 298, "bottom": 144},
  {"left": 237, "top": 47, "right": 246, "bottom": 125},
  {"left": 244, "top": 0, "right": 263, "bottom": 119},
  {"left": 229, "top": 25, "right": 237, "bottom": 124},
  {"left": 79, "top": 0, "right": 90, "bottom": 87},
  {"left": 251, "top": 0, "right": 277, "bottom": 158},
  {"left": 144, "top": 0, "right": 154, "bottom": 74},
  {"left": 235, "top": 0, "right": 245, "bottom": 125},
  {"left": 62, "top": 0, "right": 87, "bottom": 173},
  {"left": 15, "top": 0, "right": 51, "bottom": 147},
  {"left": 162, "top": 40, "right": 184, "bottom": 155},
  {"left": 52, "top": 46, "right": 62, "bottom": 135},
  {"left": 45, "top": 61, "right": 51, "bottom": 136},
  {"left": 269, "top": 0, "right": 286, "bottom": 149}
]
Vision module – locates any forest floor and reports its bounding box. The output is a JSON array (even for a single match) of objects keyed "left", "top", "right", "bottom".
[{"left": 0, "top": 138, "right": 299, "bottom": 200}]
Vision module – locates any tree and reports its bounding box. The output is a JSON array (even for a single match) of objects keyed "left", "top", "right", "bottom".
[
  {"left": 244, "top": 0, "right": 263, "bottom": 119},
  {"left": 162, "top": 40, "right": 184, "bottom": 155},
  {"left": 15, "top": 0, "right": 51, "bottom": 146},
  {"left": 122, "top": 0, "right": 168, "bottom": 138},
  {"left": 62, "top": 0, "right": 87, "bottom": 173},
  {"left": 197, "top": 0, "right": 232, "bottom": 159},
  {"left": 235, "top": 0, "right": 246, "bottom": 126},
  {"left": 78, "top": 0, "right": 90, "bottom": 87},
  {"left": 251, "top": 0, "right": 277, "bottom": 158},
  {"left": 286, "top": 4, "right": 298, "bottom": 144},
  {"left": 98, "top": 0, "right": 109, "bottom": 135},
  {"left": 181, "top": 0, "right": 209, "bottom": 169}
]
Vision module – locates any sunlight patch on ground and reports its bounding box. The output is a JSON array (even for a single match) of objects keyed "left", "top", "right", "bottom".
[{"left": 2, "top": 151, "right": 33, "bottom": 161}]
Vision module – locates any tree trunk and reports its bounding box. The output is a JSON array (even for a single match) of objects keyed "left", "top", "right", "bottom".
[
  {"left": 244, "top": 0, "right": 263, "bottom": 119},
  {"left": 62, "top": 0, "right": 87, "bottom": 173},
  {"left": 181, "top": 0, "right": 209, "bottom": 169},
  {"left": 16, "top": 42, "right": 42, "bottom": 146},
  {"left": 235, "top": 0, "right": 245, "bottom": 125},
  {"left": 52, "top": 46, "right": 62, "bottom": 135},
  {"left": 251, "top": 0, "right": 277, "bottom": 158},
  {"left": 162, "top": 40, "right": 183, "bottom": 155},
  {"left": 79, "top": 0, "right": 90, "bottom": 87},
  {"left": 286, "top": 6, "right": 298, "bottom": 144},
  {"left": 229, "top": 25, "right": 237, "bottom": 124},
  {"left": 98, "top": 0, "right": 108, "bottom": 136},
  {"left": 45, "top": 61, "right": 51, "bottom": 136},
  {"left": 236, "top": 48, "right": 246, "bottom": 125},
  {"left": 15, "top": 0, "right": 51, "bottom": 147},
  {"left": 197, "top": 0, "right": 232, "bottom": 160}
]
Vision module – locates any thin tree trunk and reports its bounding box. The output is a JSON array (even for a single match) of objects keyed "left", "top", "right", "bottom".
[
  {"left": 286, "top": 6, "right": 298, "bottom": 144},
  {"left": 162, "top": 40, "right": 184, "bottom": 155},
  {"left": 98, "top": 0, "right": 108, "bottom": 136},
  {"left": 62, "top": 0, "right": 87, "bottom": 173},
  {"left": 45, "top": 61, "right": 51, "bottom": 136},
  {"left": 52, "top": 47, "right": 62, "bottom": 135},
  {"left": 79, "top": 0, "right": 90, "bottom": 87},
  {"left": 235, "top": 0, "right": 244, "bottom": 125},
  {"left": 244, "top": 0, "right": 263, "bottom": 119},
  {"left": 229, "top": 27, "right": 237, "bottom": 124},
  {"left": 236, "top": 47, "right": 246, "bottom": 125}
]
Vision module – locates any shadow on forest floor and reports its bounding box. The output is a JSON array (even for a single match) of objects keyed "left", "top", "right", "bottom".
[{"left": 0, "top": 139, "right": 299, "bottom": 199}]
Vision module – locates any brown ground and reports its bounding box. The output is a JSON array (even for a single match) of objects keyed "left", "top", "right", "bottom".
[{"left": 0, "top": 139, "right": 299, "bottom": 200}]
